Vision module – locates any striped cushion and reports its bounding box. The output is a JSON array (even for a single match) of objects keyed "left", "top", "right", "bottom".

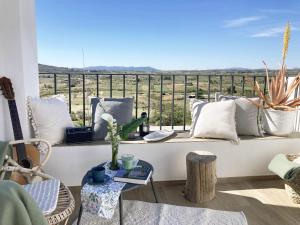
[{"left": 23, "top": 179, "right": 60, "bottom": 215}]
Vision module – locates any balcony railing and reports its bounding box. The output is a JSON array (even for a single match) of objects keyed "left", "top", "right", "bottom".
[{"left": 39, "top": 72, "right": 277, "bottom": 130}]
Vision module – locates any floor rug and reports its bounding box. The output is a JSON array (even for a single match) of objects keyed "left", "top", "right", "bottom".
[{"left": 74, "top": 200, "right": 248, "bottom": 225}]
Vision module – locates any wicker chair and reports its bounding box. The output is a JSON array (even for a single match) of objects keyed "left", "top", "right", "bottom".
[
  {"left": 285, "top": 154, "right": 300, "bottom": 204},
  {"left": 0, "top": 139, "right": 75, "bottom": 225},
  {"left": 45, "top": 182, "right": 75, "bottom": 225}
]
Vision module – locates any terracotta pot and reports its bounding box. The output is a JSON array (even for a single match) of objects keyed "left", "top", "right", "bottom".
[{"left": 263, "top": 109, "right": 297, "bottom": 136}]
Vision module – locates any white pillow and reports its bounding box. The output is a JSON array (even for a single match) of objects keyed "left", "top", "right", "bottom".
[
  {"left": 27, "top": 96, "right": 74, "bottom": 145},
  {"left": 190, "top": 100, "right": 239, "bottom": 143},
  {"left": 218, "top": 94, "right": 263, "bottom": 136}
]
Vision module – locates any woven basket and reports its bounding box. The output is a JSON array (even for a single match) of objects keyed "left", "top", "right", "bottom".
[{"left": 285, "top": 154, "right": 300, "bottom": 204}]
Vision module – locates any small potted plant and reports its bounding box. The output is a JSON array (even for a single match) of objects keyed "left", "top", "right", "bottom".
[
  {"left": 253, "top": 23, "right": 300, "bottom": 136},
  {"left": 101, "top": 113, "right": 146, "bottom": 170}
]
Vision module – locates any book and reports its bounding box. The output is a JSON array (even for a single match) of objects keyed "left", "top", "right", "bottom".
[{"left": 113, "top": 166, "right": 152, "bottom": 185}]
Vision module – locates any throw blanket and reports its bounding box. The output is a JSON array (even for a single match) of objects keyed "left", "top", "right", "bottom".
[
  {"left": 268, "top": 154, "right": 300, "bottom": 181},
  {"left": 76, "top": 200, "right": 248, "bottom": 225},
  {"left": 0, "top": 180, "right": 48, "bottom": 225}
]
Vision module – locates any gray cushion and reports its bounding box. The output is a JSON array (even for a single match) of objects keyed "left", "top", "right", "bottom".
[
  {"left": 91, "top": 97, "right": 101, "bottom": 126},
  {"left": 216, "top": 94, "right": 263, "bottom": 136},
  {"left": 92, "top": 97, "right": 134, "bottom": 140}
]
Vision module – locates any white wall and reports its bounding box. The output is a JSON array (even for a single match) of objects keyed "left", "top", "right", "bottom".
[
  {"left": 45, "top": 137, "right": 300, "bottom": 186},
  {"left": 0, "top": 0, "right": 39, "bottom": 140}
]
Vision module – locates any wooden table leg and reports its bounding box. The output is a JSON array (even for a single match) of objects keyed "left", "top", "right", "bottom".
[
  {"left": 119, "top": 193, "right": 123, "bottom": 225},
  {"left": 150, "top": 177, "right": 158, "bottom": 203},
  {"left": 77, "top": 204, "right": 83, "bottom": 225}
]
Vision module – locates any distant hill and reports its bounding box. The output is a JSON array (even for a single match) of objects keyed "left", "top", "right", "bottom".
[
  {"left": 38, "top": 64, "right": 300, "bottom": 76},
  {"left": 85, "top": 66, "right": 159, "bottom": 72},
  {"left": 38, "top": 64, "right": 159, "bottom": 73},
  {"left": 38, "top": 64, "right": 81, "bottom": 73}
]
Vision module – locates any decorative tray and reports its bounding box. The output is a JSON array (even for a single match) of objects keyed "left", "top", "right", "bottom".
[{"left": 143, "top": 130, "right": 175, "bottom": 142}]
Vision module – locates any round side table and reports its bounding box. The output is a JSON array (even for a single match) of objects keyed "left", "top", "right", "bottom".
[{"left": 77, "top": 160, "right": 158, "bottom": 225}]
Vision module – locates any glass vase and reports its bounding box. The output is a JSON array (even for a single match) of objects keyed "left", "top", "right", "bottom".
[{"left": 110, "top": 143, "right": 119, "bottom": 170}]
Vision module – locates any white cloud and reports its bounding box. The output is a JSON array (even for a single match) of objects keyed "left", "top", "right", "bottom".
[
  {"left": 258, "top": 9, "right": 297, "bottom": 14},
  {"left": 251, "top": 27, "right": 283, "bottom": 37},
  {"left": 224, "top": 16, "right": 263, "bottom": 28},
  {"left": 251, "top": 26, "right": 299, "bottom": 38}
]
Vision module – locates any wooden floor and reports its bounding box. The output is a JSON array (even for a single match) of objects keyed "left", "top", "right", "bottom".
[{"left": 68, "top": 178, "right": 300, "bottom": 225}]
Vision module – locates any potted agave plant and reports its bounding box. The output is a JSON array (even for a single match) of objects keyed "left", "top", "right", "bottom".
[{"left": 253, "top": 23, "right": 300, "bottom": 136}]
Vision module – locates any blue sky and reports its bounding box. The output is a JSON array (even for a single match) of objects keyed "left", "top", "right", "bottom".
[{"left": 36, "top": 0, "right": 300, "bottom": 70}]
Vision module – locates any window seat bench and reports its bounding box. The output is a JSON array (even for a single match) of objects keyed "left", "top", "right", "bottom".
[{"left": 44, "top": 132, "right": 300, "bottom": 186}]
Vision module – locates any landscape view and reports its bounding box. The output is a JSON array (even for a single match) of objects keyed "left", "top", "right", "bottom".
[{"left": 37, "top": 0, "right": 300, "bottom": 129}]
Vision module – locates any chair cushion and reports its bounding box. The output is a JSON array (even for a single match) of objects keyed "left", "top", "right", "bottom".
[{"left": 23, "top": 179, "right": 60, "bottom": 215}]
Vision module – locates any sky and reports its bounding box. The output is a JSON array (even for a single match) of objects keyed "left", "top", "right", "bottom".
[{"left": 36, "top": 0, "right": 300, "bottom": 70}]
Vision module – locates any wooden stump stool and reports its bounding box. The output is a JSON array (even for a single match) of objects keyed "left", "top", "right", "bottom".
[{"left": 185, "top": 151, "right": 217, "bottom": 203}]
